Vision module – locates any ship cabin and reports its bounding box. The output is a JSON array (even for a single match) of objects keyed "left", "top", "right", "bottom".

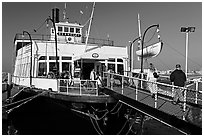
[{"left": 12, "top": 8, "right": 128, "bottom": 92}]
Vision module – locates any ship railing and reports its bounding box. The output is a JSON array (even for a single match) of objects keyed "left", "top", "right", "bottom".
[
  {"left": 102, "top": 72, "right": 202, "bottom": 127},
  {"left": 14, "top": 33, "right": 114, "bottom": 46},
  {"left": 81, "top": 36, "right": 114, "bottom": 46},
  {"left": 58, "top": 79, "right": 99, "bottom": 96}
]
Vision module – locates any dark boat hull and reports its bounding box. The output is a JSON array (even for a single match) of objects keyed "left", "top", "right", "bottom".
[{"left": 7, "top": 86, "right": 141, "bottom": 135}]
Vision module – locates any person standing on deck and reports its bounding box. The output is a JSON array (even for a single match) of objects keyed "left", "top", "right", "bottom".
[
  {"left": 146, "top": 63, "right": 158, "bottom": 98},
  {"left": 90, "top": 69, "right": 96, "bottom": 80},
  {"left": 170, "top": 64, "right": 187, "bottom": 104},
  {"left": 90, "top": 68, "right": 96, "bottom": 88}
]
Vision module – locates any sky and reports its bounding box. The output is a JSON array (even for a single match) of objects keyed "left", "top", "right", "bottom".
[{"left": 1, "top": 1, "right": 202, "bottom": 73}]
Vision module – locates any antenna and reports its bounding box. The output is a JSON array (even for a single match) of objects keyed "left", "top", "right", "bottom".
[
  {"left": 63, "top": 3, "right": 67, "bottom": 20},
  {"left": 84, "top": 2, "right": 96, "bottom": 52}
]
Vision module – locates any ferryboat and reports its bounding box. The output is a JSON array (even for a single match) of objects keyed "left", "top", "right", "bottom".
[{"left": 8, "top": 3, "right": 145, "bottom": 135}]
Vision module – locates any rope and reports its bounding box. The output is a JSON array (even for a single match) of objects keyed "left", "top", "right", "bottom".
[
  {"left": 3, "top": 94, "right": 37, "bottom": 108},
  {"left": 164, "top": 41, "right": 201, "bottom": 68},
  {"left": 116, "top": 119, "right": 129, "bottom": 135},
  {"left": 6, "top": 90, "right": 47, "bottom": 114},
  {"left": 110, "top": 103, "right": 123, "bottom": 115},
  {"left": 93, "top": 111, "right": 109, "bottom": 121},
  {"left": 88, "top": 110, "right": 104, "bottom": 135},
  {"left": 8, "top": 86, "right": 28, "bottom": 100},
  {"left": 34, "top": 19, "right": 47, "bottom": 32}
]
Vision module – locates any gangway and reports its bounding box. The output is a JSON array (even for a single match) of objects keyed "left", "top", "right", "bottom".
[{"left": 101, "top": 72, "right": 202, "bottom": 135}]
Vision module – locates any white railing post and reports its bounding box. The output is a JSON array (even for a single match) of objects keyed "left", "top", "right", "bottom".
[
  {"left": 122, "top": 75, "right": 124, "bottom": 94},
  {"left": 111, "top": 74, "right": 113, "bottom": 90},
  {"left": 154, "top": 81, "right": 158, "bottom": 109},
  {"left": 172, "top": 85, "right": 175, "bottom": 99},
  {"left": 183, "top": 87, "right": 187, "bottom": 120},
  {"left": 80, "top": 80, "right": 82, "bottom": 95},
  {"left": 67, "top": 79, "right": 69, "bottom": 95},
  {"left": 107, "top": 73, "right": 110, "bottom": 88},
  {"left": 141, "top": 73, "right": 143, "bottom": 89},
  {"left": 58, "top": 79, "right": 60, "bottom": 93},
  {"left": 96, "top": 81, "right": 98, "bottom": 96},
  {"left": 135, "top": 78, "right": 138, "bottom": 101},
  {"left": 195, "top": 80, "right": 198, "bottom": 104}
]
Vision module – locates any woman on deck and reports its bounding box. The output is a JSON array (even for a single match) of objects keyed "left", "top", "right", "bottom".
[{"left": 146, "top": 63, "right": 158, "bottom": 98}]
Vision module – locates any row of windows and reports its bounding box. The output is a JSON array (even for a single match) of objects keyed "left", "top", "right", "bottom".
[
  {"left": 57, "top": 26, "right": 81, "bottom": 34},
  {"left": 38, "top": 56, "right": 123, "bottom": 63},
  {"left": 39, "top": 56, "right": 72, "bottom": 60},
  {"left": 38, "top": 62, "right": 72, "bottom": 77},
  {"left": 108, "top": 58, "right": 123, "bottom": 63}
]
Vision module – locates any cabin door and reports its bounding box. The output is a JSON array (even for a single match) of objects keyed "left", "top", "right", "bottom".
[{"left": 82, "top": 63, "right": 94, "bottom": 80}]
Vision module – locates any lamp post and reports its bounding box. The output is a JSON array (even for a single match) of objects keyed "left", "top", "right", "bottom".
[
  {"left": 47, "top": 16, "right": 59, "bottom": 77},
  {"left": 180, "top": 27, "right": 195, "bottom": 76},
  {"left": 129, "top": 36, "right": 141, "bottom": 76},
  {"left": 141, "top": 24, "right": 159, "bottom": 73},
  {"left": 23, "top": 31, "right": 32, "bottom": 87}
]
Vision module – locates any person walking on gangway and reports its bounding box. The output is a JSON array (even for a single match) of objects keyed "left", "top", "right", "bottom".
[
  {"left": 146, "top": 63, "right": 159, "bottom": 98},
  {"left": 170, "top": 64, "right": 187, "bottom": 104}
]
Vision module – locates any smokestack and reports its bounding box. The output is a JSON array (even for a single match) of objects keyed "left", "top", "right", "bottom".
[{"left": 52, "top": 8, "right": 59, "bottom": 23}]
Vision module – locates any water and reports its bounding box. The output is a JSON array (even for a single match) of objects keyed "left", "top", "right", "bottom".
[{"left": 3, "top": 92, "right": 183, "bottom": 135}]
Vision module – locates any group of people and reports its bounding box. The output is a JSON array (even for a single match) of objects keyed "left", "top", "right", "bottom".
[{"left": 146, "top": 63, "right": 186, "bottom": 104}]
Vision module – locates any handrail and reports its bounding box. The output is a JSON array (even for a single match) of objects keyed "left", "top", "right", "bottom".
[
  {"left": 14, "top": 33, "right": 114, "bottom": 46},
  {"left": 102, "top": 71, "right": 202, "bottom": 128},
  {"left": 103, "top": 72, "right": 202, "bottom": 94},
  {"left": 58, "top": 79, "right": 99, "bottom": 96}
]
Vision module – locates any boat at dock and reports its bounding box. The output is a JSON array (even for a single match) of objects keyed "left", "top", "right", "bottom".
[
  {"left": 4, "top": 2, "right": 202, "bottom": 135},
  {"left": 6, "top": 3, "right": 145, "bottom": 135}
]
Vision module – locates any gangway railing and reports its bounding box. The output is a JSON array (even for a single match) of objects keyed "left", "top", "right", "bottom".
[
  {"left": 58, "top": 79, "right": 98, "bottom": 96},
  {"left": 102, "top": 72, "right": 202, "bottom": 128}
]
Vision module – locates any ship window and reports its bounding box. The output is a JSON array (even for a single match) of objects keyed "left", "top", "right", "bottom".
[
  {"left": 70, "top": 27, "right": 74, "bottom": 33},
  {"left": 39, "top": 56, "right": 47, "bottom": 60},
  {"left": 76, "top": 28, "right": 80, "bottom": 33},
  {"left": 49, "top": 62, "right": 59, "bottom": 74},
  {"left": 58, "top": 26, "right": 63, "bottom": 32},
  {"left": 62, "top": 56, "right": 72, "bottom": 60},
  {"left": 108, "top": 58, "right": 115, "bottom": 62},
  {"left": 117, "top": 58, "right": 123, "bottom": 62},
  {"left": 38, "top": 62, "right": 47, "bottom": 76},
  {"left": 117, "top": 64, "right": 124, "bottom": 75},
  {"left": 49, "top": 56, "right": 59, "bottom": 60},
  {"left": 108, "top": 63, "right": 115, "bottom": 72},
  {"left": 64, "top": 27, "right": 69, "bottom": 32},
  {"left": 62, "top": 62, "right": 72, "bottom": 73}
]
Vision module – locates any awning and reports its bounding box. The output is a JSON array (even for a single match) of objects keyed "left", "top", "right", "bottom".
[{"left": 73, "top": 47, "right": 108, "bottom": 61}]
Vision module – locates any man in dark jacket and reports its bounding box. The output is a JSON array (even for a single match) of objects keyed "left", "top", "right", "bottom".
[{"left": 170, "top": 64, "right": 186, "bottom": 104}]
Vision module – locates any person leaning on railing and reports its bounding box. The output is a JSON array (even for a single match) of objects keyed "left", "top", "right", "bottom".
[{"left": 170, "top": 64, "right": 187, "bottom": 104}]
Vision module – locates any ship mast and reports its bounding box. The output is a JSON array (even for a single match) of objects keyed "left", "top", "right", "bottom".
[
  {"left": 137, "top": 14, "right": 142, "bottom": 60},
  {"left": 85, "top": 2, "right": 96, "bottom": 52}
]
